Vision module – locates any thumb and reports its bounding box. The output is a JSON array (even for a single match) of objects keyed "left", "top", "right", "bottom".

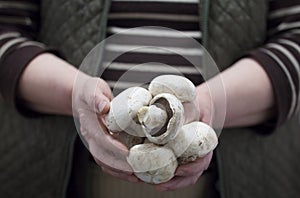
[{"left": 95, "top": 93, "right": 110, "bottom": 114}]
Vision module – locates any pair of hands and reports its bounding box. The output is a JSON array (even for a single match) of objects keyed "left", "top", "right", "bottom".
[{"left": 73, "top": 76, "right": 214, "bottom": 191}]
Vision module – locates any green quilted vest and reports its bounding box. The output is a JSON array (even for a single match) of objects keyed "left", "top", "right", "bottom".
[{"left": 1, "top": 0, "right": 300, "bottom": 198}]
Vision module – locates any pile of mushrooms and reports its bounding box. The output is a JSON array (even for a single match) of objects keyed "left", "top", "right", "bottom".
[{"left": 105, "top": 75, "right": 218, "bottom": 184}]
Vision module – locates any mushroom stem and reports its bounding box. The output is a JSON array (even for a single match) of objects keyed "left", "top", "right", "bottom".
[{"left": 137, "top": 105, "right": 168, "bottom": 135}]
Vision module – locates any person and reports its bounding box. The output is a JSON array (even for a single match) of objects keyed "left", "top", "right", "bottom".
[{"left": 0, "top": 0, "right": 299, "bottom": 198}]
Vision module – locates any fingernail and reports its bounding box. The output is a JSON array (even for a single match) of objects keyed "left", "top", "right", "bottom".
[{"left": 98, "top": 101, "right": 107, "bottom": 113}]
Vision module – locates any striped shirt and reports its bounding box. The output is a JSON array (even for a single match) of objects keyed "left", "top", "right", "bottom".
[
  {"left": 247, "top": 0, "right": 300, "bottom": 124},
  {"left": 0, "top": 0, "right": 47, "bottom": 106},
  {"left": 102, "top": 0, "right": 203, "bottom": 93},
  {"left": 0, "top": 0, "right": 299, "bottom": 126}
]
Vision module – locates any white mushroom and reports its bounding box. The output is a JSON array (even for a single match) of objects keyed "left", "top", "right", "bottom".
[
  {"left": 105, "top": 87, "right": 152, "bottom": 137},
  {"left": 166, "top": 121, "right": 218, "bottom": 164},
  {"left": 104, "top": 75, "right": 219, "bottom": 184},
  {"left": 139, "top": 93, "right": 184, "bottom": 145},
  {"left": 149, "top": 75, "right": 196, "bottom": 102},
  {"left": 127, "top": 143, "right": 177, "bottom": 184},
  {"left": 137, "top": 105, "right": 168, "bottom": 135}
]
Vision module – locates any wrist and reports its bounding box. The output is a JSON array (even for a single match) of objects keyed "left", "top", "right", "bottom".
[
  {"left": 196, "top": 75, "right": 227, "bottom": 128},
  {"left": 18, "top": 53, "right": 78, "bottom": 115}
]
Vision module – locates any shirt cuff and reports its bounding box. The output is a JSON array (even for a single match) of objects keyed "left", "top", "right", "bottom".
[
  {"left": 0, "top": 45, "right": 48, "bottom": 113},
  {"left": 245, "top": 50, "right": 293, "bottom": 128}
]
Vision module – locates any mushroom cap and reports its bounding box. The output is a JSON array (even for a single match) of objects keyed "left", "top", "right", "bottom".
[
  {"left": 127, "top": 143, "right": 177, "bottom": 184},
  {"left": 105, "top": 87, "right": 152, "bottom": 137},
  {"left": 149, "top": 75, "right": 196, "bottom": 102},
  {"left": 165, "top": 127, "right": 193, "bottom": 158},
  {"left": 105, "top": 107, "right": 122, "bottom": 132},
  {"left": 143, "top": 93, "right": 184, "bottom": 145},
  {"left": 166, "top": 122, "right": 218, "bottom": 164}
]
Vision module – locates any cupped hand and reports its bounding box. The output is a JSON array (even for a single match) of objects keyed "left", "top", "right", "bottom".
[
  {"left": 156, "top": 151, "right": 213, "bottom": 191},
  {"left": 155, "top": 87, "right": 215, "bottom": 191},
  {"left": 72, "top": 73, "right": 138, "bottom": 182}
]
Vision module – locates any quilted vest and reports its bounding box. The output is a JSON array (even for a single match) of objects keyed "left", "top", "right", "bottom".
[{"left": 1, "top": 0, "right": 300, "bottom": 198}]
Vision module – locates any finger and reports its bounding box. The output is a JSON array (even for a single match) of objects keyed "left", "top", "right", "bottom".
[
  {"left": 90, "top": 135, "right": 133, "bottom": 173},
  {"left": 175, "top": 152, "right": 213, "bottom": 177},
  {"left": 81, "top": 126, "right": 133, "bottom": 173},
  {"left": 80, "top": 111, "right": 132, "bottom": 172},
  {"left": 96, "top": 114, "right": 111, "bottom": 135},
  {"left": 94, "top": 157, "right": 133, "bottom": 175},
  {"left": 94, "top": 93, "right": 110, "bottom": 114},
  {"left": 88, "top": 79, "right": 111, "bottom": 114},
  {"left": 156, "top": 172, "right": 203, "bottom": 191},
  {"left": 97, "top": 78, "right": 113, "bottom": 100},
  {"left": 79, "top": 114, "right": 91, "bottom": 139},
  {"left": 78, "top": 110, "right": 107, "bottom": 137},
  {"left": 81, "top": 90, "right": 110, "bottom": 114},
  {"left": 79, "top": 128, "right": 89, "bottom": 140},
  {"left": 102, "top": 167, "right": 139, "bottom": 183}
]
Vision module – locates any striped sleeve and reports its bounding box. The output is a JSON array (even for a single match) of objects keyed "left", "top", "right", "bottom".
[
  {"left": 0, "top": 0, "right": 48, "bottom": 106},
  {"left": 246, "top": 0, "right": 300, "bottom": 126}
]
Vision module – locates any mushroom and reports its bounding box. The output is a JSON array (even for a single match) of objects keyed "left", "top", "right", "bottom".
[
  {"left": 148, "top": 74, "right": 199, "bottom": 124},
  {"left": 137, "top": 105, "right": 168, "bottom": 135},
  {"left": 127, "top": 143, "right": 178, "bottom": 184},
  {"left": 103, "top": 75, "right": 219, "bottom": 184},
  {"left": 149, "top": 75, "right": 196, "bottom": 102},
  {"left": 138, "top": 93, "right": 184, "bottom": 145},
  {"left": 166, "top": 121, "right": 218, "bottom": 165},
  {"left": 105, "top": 87, "right": 152, "bottom": 137}
]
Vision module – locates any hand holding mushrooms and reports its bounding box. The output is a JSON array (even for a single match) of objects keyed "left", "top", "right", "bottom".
[
  {"left": 105, "top": 75, "right": 218, "bottom": 189},
  {"left": 73, "top": 73, "right": 138, "bottom": 182}
]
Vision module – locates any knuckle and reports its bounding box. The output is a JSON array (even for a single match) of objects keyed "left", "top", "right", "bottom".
[
  {"left": 80, "top": 115, "right": 87, "bottom": 126},
  {"left": 92, "top": 94, "right": 98, "bottom": 105}
]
